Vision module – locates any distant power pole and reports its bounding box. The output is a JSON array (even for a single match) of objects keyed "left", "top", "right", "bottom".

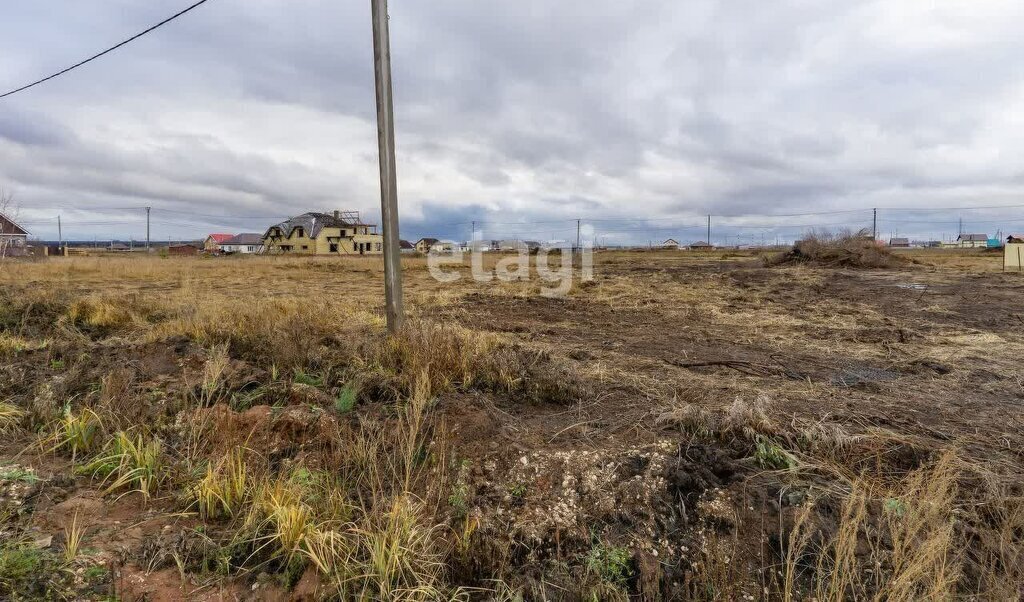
[
  {"left": 958, "top": 216, "right": 963, "bottom": 237},
  {"left": 57, "top": 215, "right": 62, "bottom": 249},
  {"left": 370, "top": 0, "right": 404, "bottom": 334},
  {"left": 576, "top": 218, "right": 581, "bottom": 253},
  {"left": 872, "top": 208, "right": 877, "bottom": 240},
  {"left": 146, "top": 207, "right": 151, "bottom": 251},
  {"left": 707, "top": 215, "right": 711, "bottom": 246}
]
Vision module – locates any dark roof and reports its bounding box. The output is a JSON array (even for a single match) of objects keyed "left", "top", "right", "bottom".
[
  {"left": 958, "top": 233, "right": 987, "bottom": 241},
  {"left": 0, "top": 212, "right": 29, "bottom": 236},
  {"left": 417, "top": 237, "right": 439, "bottom": 246},
  {"left": 223, "top": 233, "right": 264, "bottom": 245},
  {"left": 1007, "top": 234, "right": 1024, "bottom": 242},
  {"left": 265, "top": 212, "right": 367, "bottom": 240},
  {"left": 889, "top": 238, "right": 910, "bottom": 245},
  {"left": 689, "top": 241, "right": 712, "bottom": 247},
  {"left": 399, "top": 239, "right": 414, "bottom": 249}
]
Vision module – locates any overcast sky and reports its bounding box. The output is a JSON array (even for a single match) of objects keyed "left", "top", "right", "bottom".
[{"left": 2, "top": 0, "right": 1024, "bottom": 243}]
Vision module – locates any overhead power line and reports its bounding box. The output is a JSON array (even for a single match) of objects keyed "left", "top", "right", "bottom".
[{"left": 0, "top": 0, "right": 214, "bottom": 100}]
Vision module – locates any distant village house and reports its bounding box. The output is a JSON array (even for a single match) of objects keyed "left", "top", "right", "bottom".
[
  {"left": 888, "top": 237, "right": 910, "bottom": 248},
  {"left": 414, "top": 238, "right": 457, "bottom": 253},
  {"left": 414, "top": 238, "right": 439, "bottom": 254},
  {"left": 220, "top": 233, "right": 264, "bottom": 254},
  {"left": 262, "top": 211, "right": 382, "bottom": 255},
  {"left": 0, "top": 212, "right": 29, "bottom": 257},
  {"left": 957, "top": 233, "right": 988, "bottom": 249},
  {"left": 168, "top": 243, "right": 201, "bottom": 256},
  {"left": 204, "top": 233, "right": 234, "bottom": 253},
  {"left": 661, "top": 238, "right": 680, "bottom": 249}
]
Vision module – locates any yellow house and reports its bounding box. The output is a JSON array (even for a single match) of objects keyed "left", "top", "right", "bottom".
[{"left": 262, "top": 211, "right": 383, "bottom": 255}]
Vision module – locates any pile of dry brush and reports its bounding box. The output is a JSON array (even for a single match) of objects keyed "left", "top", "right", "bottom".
[{"left": 767, "top": 229, "right": 911, "bottom": 269}]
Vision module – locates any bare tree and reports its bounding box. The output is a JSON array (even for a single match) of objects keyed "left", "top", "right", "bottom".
[{"left": 0, "top": 187, "right": 22, "bottom": 259}]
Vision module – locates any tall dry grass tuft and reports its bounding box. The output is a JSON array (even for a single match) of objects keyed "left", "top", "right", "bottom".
[
  {"left": 81, "top": 431, "right": 165, "bottom": 500},
  {"left": 882, "top": 450, "right": 961, "bottom": 601},
  {"left": 192, "top": 447, "right": 248, "bottom": 520},
  {"left": 197, "top": 343, "right": 230, "bottom": 407},
  {"left": 370, "top": 320, "right": 495, "bottom": 398},
  {"left": 779, "top": 449, "right": 963, "bottom": 601}
]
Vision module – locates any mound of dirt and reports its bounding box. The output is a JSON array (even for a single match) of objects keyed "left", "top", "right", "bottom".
[{"left": 767, "top": 233, "right": 910, "bottom": 269}]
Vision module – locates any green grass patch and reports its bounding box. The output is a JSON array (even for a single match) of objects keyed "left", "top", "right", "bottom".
[
  {"left": 0, "top": 466, "right": 40, "bottom": 484},
  {"left": 585, "top": 541, "right": 631, "bottom": 585},
  {"left": 334, "top": 384, "right": 358, "bottom": 414},
  {"left": 754, "top": 435, "right": 798, "bottom": 470},
  {"left": 292, "top": 370, "right": 322, "bottom": 387},
  {"left": 0, "top": 541, "right": 60, "bottom": 598}
]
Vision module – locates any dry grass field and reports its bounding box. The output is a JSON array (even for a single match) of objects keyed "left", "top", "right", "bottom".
[{"left": 0, "top": 247, "right": 1022, "bottom": 600}]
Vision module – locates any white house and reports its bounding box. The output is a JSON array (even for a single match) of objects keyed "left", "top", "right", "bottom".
[{"left": 220, "top": 233, "right": 264, "bottom": 254}]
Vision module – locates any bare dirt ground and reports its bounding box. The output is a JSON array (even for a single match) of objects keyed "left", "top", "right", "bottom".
[{"left": 0, "top": 249, "right": 1021, "bottom": 600}]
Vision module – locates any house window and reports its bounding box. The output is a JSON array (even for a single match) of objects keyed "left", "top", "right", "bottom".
[
  {"left": 330, "top": 243, "right": 338, "bottom": 252},
  {"left": 302, "top": 245, "right": 309, "bottom": 250},
  {"left": 375, "top": 243, "right": 382, "bottom": 251}
]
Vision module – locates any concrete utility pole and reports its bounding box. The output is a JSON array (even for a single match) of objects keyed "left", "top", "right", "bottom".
[
  {"left": 576, "top": 218, "right": 581, "bottom": 253},
  {"left": 146, "top": 207, "right": 151, "bottom": 251},
  {"left": 57, "top": 215, "right": 62, "bottom": 249},
  {"left": 872, "top": 208, "right": 877, "bottom": 240},
  {"left": 370, "top": 0, "right": 404, "bottom": 333},
  {"left": 707, "top": 215, "right": 711, "bottom": 246}
]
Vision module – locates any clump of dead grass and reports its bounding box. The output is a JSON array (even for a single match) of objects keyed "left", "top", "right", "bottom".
[
  {"left": 0, "top": 333, "right": 46, "bottom": 355},
  {"left": 148, "top": 297, "right": 383, "bottom": 369},
  {"left": 366, "top": 320, "right": 496, "bottom": 399}
]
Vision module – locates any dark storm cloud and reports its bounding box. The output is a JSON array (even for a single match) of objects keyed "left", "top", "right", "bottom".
[{"left": 2, "top": 0, "right": 1024, "bottom": 242}]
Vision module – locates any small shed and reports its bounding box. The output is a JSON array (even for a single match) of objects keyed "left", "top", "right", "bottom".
[
  {"left": 888, "top": 237, "right": 910, "bottom": 248},
  {"left": 1006, "top": 237, "right": 1024, "bottom": 272}
]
